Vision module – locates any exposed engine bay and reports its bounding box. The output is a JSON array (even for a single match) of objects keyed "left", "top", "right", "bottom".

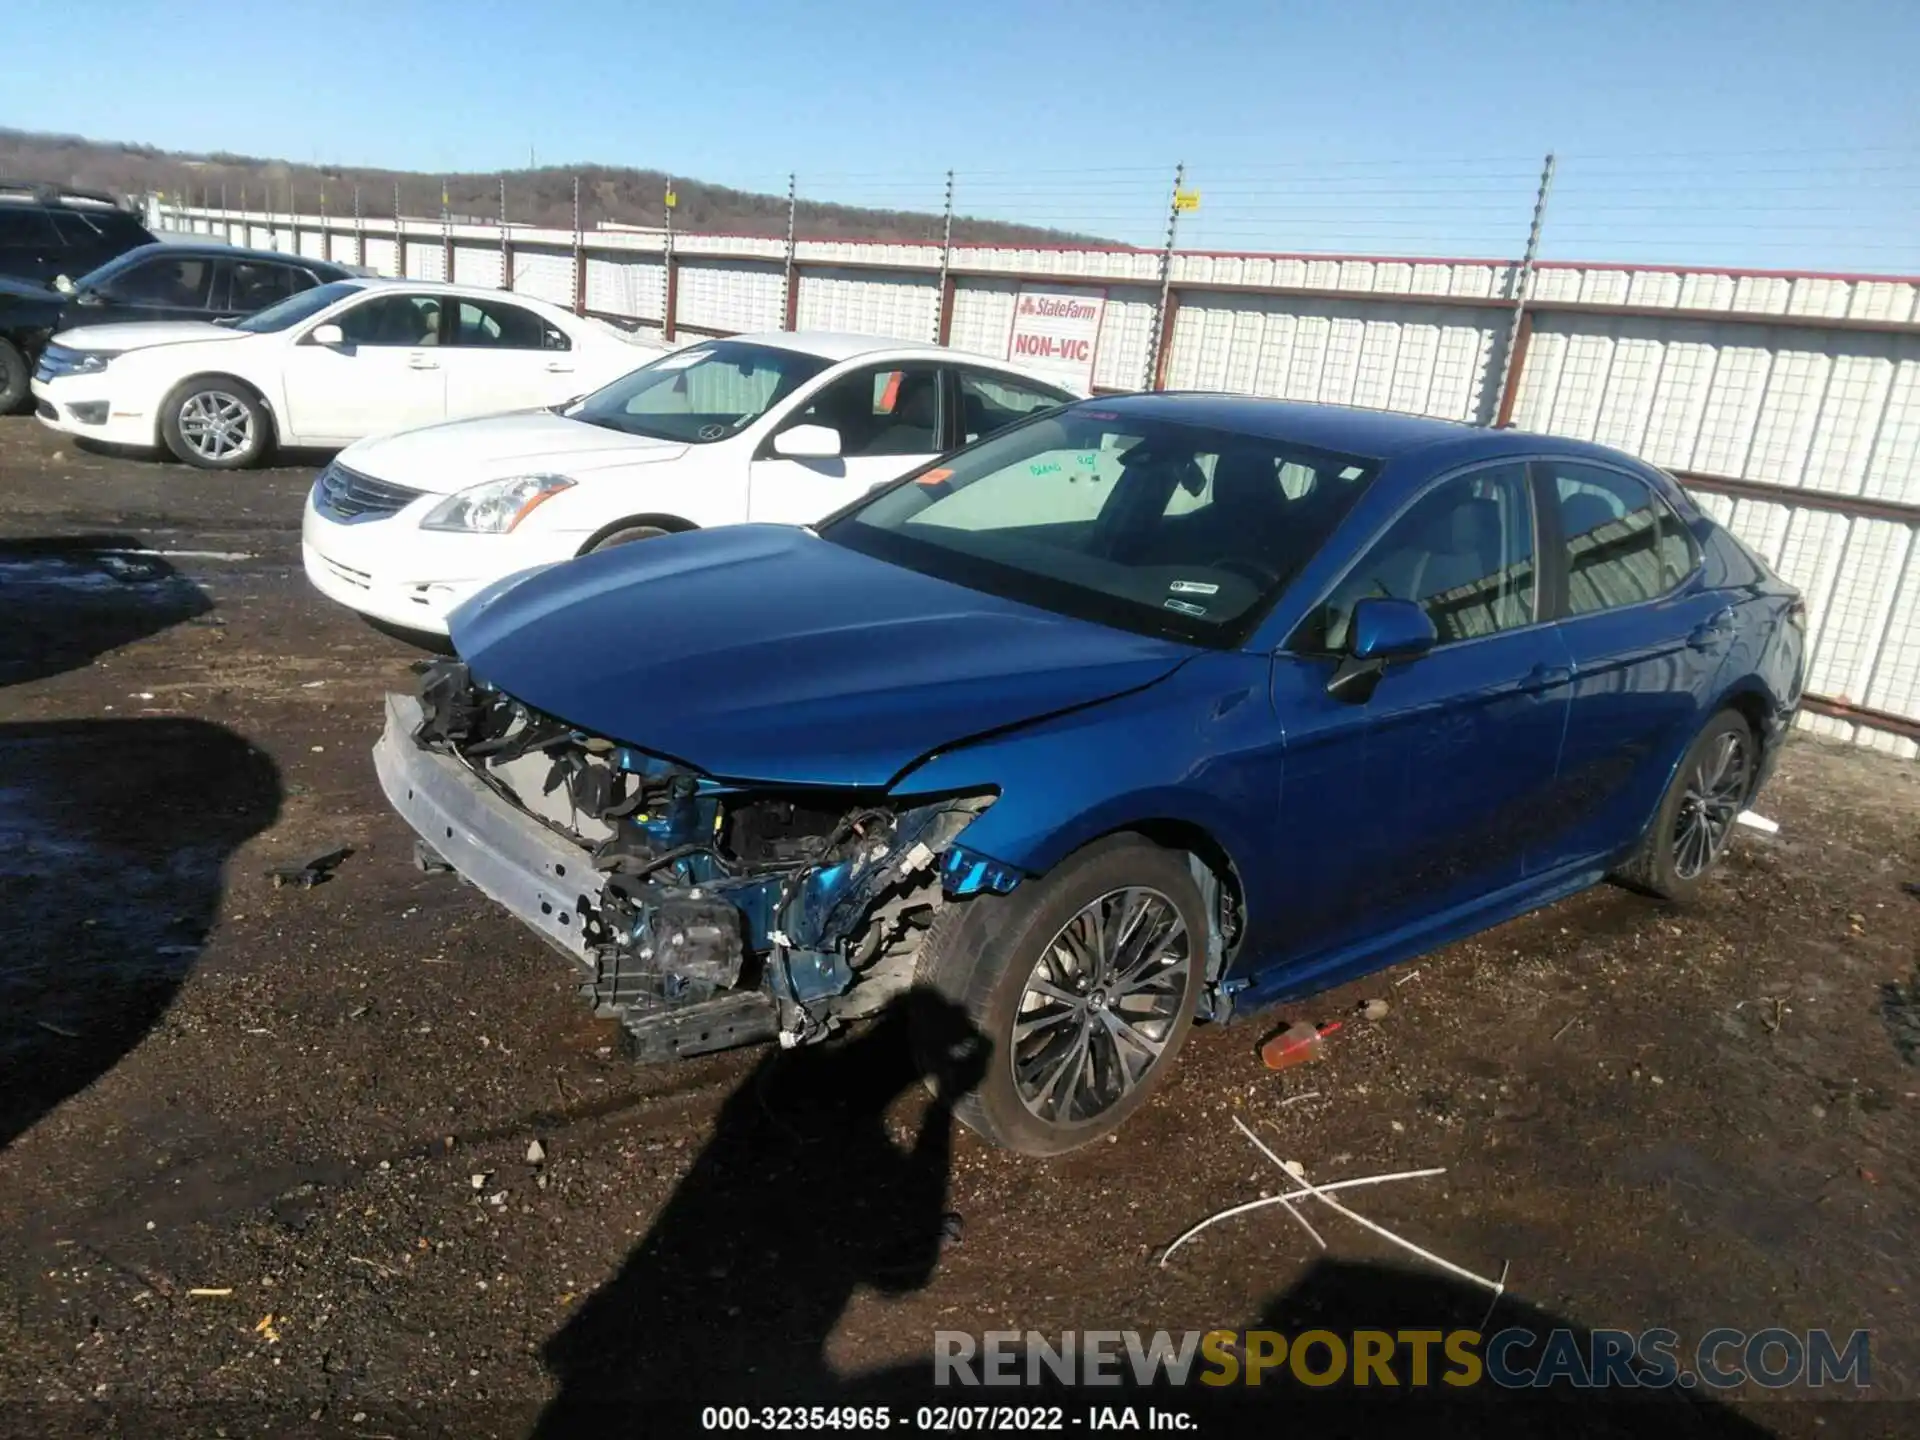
[{"left": 402, "top": 659, "right": 1012, "bottom": 1061}]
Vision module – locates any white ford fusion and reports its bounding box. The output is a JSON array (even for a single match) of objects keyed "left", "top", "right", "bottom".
[
  {"left": 31, "top": 278, "right": 663, "bottom": 468},
  {"left": 299, "top": 331, "right": 1078, "bottom": 635}
]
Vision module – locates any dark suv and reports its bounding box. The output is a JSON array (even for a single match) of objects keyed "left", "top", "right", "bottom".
[
  {"left": 0, "top": 242, "right": 355, "bottom": 412},
  {"left": 0, "top": 183, "right": 155, "bottom": 287}
]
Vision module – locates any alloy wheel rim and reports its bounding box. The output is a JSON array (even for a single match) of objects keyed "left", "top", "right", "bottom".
[
  {"left": 1673, "top": 731, "right": 1749, "bottom": 880},
  {"left": 1011, "top": 886, "right": 1190, "bottom": 1125},
  {"left": 177, "top": 391, "right": 252, "bottom": 461}
]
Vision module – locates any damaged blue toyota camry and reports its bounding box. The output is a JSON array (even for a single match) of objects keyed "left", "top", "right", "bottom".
[{"left": 374, "top": 394, "right": 1805, "bottom": 1154}]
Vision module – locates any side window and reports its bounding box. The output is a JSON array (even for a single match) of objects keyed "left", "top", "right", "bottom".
[
  {"left": 228, "top": 260, "right": 299, "bottom": 311},
  {"left": 1301, "top": 463, "right": 1535, "bottom": 652},
  {"left": 955, "top": 370, "right": 1072, "bottom": 444},
  {"left": 335, "top": 294, "right": 444, "bottom": 347},
  {"left": 450, "top": 299, "right": 561, "bottom": 350},
  {"left": 1547, "top": 463, "right": 1692, "bottom": 616},
  {"left": 790, "top": 364, "right": 942, "bottom": 458},
  {"left": 99, "top": 255, "right": 214, "bottom": 307}
]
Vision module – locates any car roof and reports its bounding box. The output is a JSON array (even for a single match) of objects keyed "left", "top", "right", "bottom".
[
  {"left": 328, "top": 276, "right": 570, "bottom": 308},
  {"left": 727, "top": 330, "right": 952, "bottom": 364},
  {"left": 104, "top": 241, "right": 353, "bottom": 273},
  {"left": 1074, "top": 392, "right": 1636, "bottom": 468}
]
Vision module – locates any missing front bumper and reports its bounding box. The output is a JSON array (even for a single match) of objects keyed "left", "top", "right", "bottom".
[
  {"left": 374, "top": 692, "right": 783, "bottom": 1059},
  {"left": 374, "top": 691, "right": 606, "bottom": 965}
]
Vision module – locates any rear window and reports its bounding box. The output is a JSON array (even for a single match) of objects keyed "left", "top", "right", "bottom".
[{"left": 0, "top": 208, "right": 55, "bottom": 246}]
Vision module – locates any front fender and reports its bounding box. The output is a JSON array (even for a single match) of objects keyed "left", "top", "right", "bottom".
[{"left": 889, "top": 649, "right": 1276, "bottom": 887}]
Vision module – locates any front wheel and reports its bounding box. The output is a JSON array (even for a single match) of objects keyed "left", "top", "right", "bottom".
[
  {"left": 585, "top": 523, "right": 670, "bottom": 554},
  {"left": 912, "top": 835, "right": 1207, "bottom": 1155},
  {"left": 160, "top": 378, "right": 271, "bottom": 469},
  {"left": 1612, "top": 710, "right": 1754, "bottom": 902}
]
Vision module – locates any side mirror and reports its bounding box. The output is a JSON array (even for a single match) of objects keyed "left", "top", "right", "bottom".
[
  {"left": 309, "top": 322, "right": 346, "bottom": 347},
  {"left": 1350, "top": 596, "right": 1437, "bottom": 662},
  {"left": 773, "top": 423, "right": 841, "bottom": 460},
  {"left": 1326, "top": 597, "right": 1436, "bottom": 703}
]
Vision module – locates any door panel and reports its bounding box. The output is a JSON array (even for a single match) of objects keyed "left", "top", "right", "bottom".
[
  {"left": 280, "top": 293, "right": 449, "bottom": 442},
  {"left": 1531, "top": 460, "right": 1729, "bottom": 872},
  {"left": 749, "top": 363, "right": 944, "bottom": 524},
  {"left": 1243, "top": 460, "right": 1570, "bottom": 974},
  {"left": 1259, "top": 627, "right": 1572, "bottom": 969},
  {"left": 440, "top": 297, "right": 581, "bottom": 418}
]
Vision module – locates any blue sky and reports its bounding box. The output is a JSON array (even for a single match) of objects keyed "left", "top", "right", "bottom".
[{"left": 8, "top": 0, "right": 1919, "bottom": 272}]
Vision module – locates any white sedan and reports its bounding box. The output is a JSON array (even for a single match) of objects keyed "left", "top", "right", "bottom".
[
  {"left": 300, "top": 331, "right": 1078, "bottom": 635},
  {"left": 30, "top": 278, "right": 663, "bottom": 468}
]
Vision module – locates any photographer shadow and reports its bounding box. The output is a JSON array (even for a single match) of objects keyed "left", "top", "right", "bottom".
[
  {"left": 534, "top": 989, "right": 987, "bottom": 1433},
  {"left": 0, "top": 538, "right": 280, "bottom": 1150},
  {"left": 533, "top": 989, "right": 1794, "bottom": 1438}
]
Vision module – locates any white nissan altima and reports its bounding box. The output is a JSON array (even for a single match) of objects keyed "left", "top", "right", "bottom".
[
  {"left": 31, "top": 278, "right": 664, "bottom": 468},
  {"left": 299, "top": 331, "right": 1078, "bottom": 635}
]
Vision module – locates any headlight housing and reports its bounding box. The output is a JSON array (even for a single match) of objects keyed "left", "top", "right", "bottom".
[
  {"left": 421, "top": 474, "right": 575, "bottom": 534},
  {"left": 71, "top": 351, "right": 116, "bottom": 374}
]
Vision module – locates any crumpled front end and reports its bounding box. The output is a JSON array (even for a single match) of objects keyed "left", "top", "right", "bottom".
[{"left": 374, "top": 661, "right": 1008, "bottom": 1061}]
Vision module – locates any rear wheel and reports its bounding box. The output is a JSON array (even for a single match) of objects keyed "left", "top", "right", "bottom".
[
  {"left": 0, "top": 337, "right": 28, "bottom": 414},
  {"left": 1613, "top": 710, "right": 1754, "bottom": 902},
  {"left": 160, "top": 377, "right": 271, "bottom": 469},
  {"left": 912, "top": 835, "right": 1206, "bottom": 1155}
]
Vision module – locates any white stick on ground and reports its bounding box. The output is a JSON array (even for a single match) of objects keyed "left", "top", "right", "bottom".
[
  {"left": 1160, "top": 1166, "right": 1447, "bottom": 1266},
  {"left": 1231, "top": 1116, "right": 1506, "bottom": 1297}
]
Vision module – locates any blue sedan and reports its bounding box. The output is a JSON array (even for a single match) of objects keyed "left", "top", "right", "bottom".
[{"left": 375, "top": 394, "right": 1806, "bottom": 1154}]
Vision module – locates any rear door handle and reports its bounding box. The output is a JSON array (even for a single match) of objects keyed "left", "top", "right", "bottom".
[
  {"left": 408, "top": 356, "right": 440, "bottom": 371},
  {"left": 544, "top": 361, "right": 575, "bottom": 373}
]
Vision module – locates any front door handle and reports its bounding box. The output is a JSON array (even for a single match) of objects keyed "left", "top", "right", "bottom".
[
  {"left": 408, "top": 356, "right": 440, "bottom": 371},
  {"left": 1687, "top": 608, "right": 1735, "bottom": 651},
  {"left": 1521, "top": 662, "right": 1573, "bottom": 693},
  {"left": 544, "top": 361, "right": 575, "bottom": 373}
]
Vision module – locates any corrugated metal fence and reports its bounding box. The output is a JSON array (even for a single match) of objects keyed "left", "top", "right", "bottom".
[{"left": 153, "top": 200, "right": 1920, "bottom": 757}]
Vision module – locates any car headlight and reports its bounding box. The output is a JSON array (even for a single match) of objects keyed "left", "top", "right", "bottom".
[
  {"left": 70, "top": 351, "right": 117, "bottom": 374},
  {"left": 421, "top": 474, "right": 575, "bottom": 534}
]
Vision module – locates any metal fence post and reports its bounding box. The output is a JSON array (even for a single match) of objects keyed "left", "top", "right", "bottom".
[
  {"left": 781, "top": 172, "right": 799, "bottom": 331},
  {"left": 352, "top": 184, "right": 363, "bottom": 267},
  {"left": 319, "top": 183, "right": 329, "bottom": 261},
  {"left": 935, "top": 169, "right": 956, "bottom": 345},
  {"left": 498, "top": 176, "right": 511, "bottom": 291},
  {"left": 1493, "top": 151, "right": 1555, "bottom": 428},
  {"left": 441, "top": 178, "right": 453, "bottom": 282},
  {"left": 395, "top": 181, "right": 405, "bottom": 278},
  {"left": 1146, "top": 162, "right": 1185, "bottom": 391},
  {"left": 572, "top": 175, "right": 586, "bottom": 317},
  {"left": 663, "top": 176, "right": 679, "bottom": 340}
]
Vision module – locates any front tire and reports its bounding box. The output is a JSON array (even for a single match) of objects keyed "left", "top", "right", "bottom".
[
  {"left": 585, "top": 523, "right": 670, "bottom": 554},
  {"left": 0, "top": 337, "right": 28, "bottom": 414},
  {"left": 1612, "top": 710, "right": 1754, "bottom": 902},
  {"left": 913, "top": 835, "right": 1206, "bottom": 1155},
  {"left": 160, "top": 377, "right": 271, "bottom": 469}
]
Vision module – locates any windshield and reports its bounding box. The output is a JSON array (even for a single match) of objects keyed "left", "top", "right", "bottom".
[
  {"left": 566, "top": 340, "right": 832, "bottom": 443},
  {"left": 825, "top": 407, "right": 1379, "bottom": 647},
  {"left": 233, "top": 280, "right": 359, "bottom": 333}
]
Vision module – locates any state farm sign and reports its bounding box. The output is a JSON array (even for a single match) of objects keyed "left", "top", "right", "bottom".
[{"left": 1007, "top": 285, "right": 1107, "bottom": 392}]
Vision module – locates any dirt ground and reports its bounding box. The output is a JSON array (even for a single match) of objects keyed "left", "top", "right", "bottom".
[{"left": 0, "top": 417, "right": 1915, "bottom": 1438}]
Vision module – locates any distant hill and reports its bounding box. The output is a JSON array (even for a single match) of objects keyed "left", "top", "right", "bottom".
[{"left": 0, "top": 127, "right": 1111, "bottom": 247}]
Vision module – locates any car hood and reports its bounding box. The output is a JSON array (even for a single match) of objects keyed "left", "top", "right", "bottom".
[
  {"left": 50, "top": 320, "right": 242, "bottom": 352},
  {"left": 449, "top": 525, "right": 1195, "bottom": 788},
  {"left": 343, "top": 411, "right": 690, "bottom": 493}
]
